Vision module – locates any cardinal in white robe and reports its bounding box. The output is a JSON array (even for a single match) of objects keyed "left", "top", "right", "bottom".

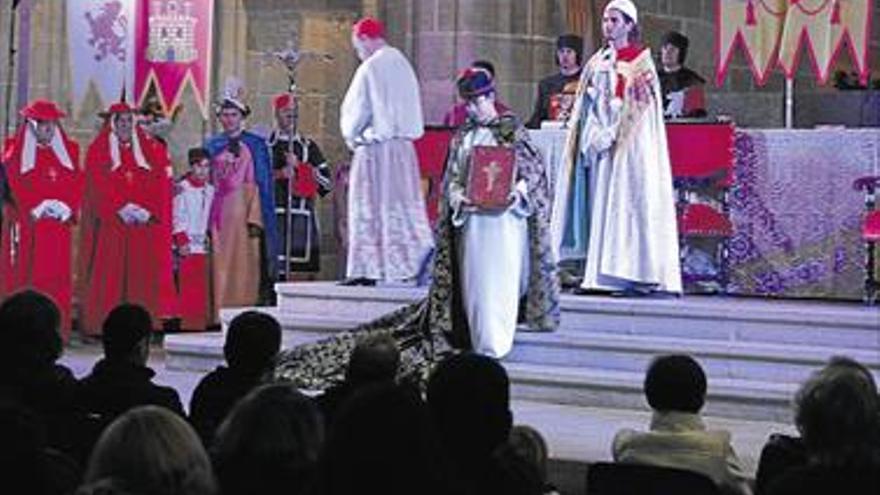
[{"left": 339, "top": 17, "right": 434, "bottom": 285}]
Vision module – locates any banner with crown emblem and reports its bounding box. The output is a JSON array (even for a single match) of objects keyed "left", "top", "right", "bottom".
[
  {"left": 716, "top": 0, "right": 874, "bottom": 86},
  {"left": 67, "top": 0, "right": 138, "bottom": 113},
  {"left": 133, "top": 0, "right": 214, "bottom": 119}
]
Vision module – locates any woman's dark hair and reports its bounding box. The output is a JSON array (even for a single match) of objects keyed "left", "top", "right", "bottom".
[
  {"left": 212, "top": 383, "right": 324, "bottom": 495},
  {"left": 795, "top": 363, "right": 880, "bottom": 468},
  {"left": 319, "top": 382, "right": 448, "bottom": 495}
]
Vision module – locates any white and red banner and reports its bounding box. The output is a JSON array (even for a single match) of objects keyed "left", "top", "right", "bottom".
[
  {"left": 134, "top": 0, "right": 214, "bottom": 118},
  {"left": 67, "top": 0, "right": 213, "bottom": 117},
  {"left": 67, "top": 0, "right": 137, "bottom": 113},
  {"left": 716, "top": 0, "right": 875, "bottom": 86}
]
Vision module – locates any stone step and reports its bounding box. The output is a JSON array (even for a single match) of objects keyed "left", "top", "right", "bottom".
[
  {"left": 504, "top": 362, "right": 796, "bottom": 423},
  {"left": 274, "top": 283, "right": 880, "bottom": 349},
  {"left": 508, "top": 331, "right": 880, "bottom": 384},
  {"left": 558, "top": 296, "right": 880, "bottom": 349}
]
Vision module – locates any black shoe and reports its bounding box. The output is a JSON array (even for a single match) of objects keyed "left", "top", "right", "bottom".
[
  {"left": 338, "top": 277, "right": 376, "bottom": 286},
  {"left": 572, "top": 287, "right": 614, "bottom": 296}
]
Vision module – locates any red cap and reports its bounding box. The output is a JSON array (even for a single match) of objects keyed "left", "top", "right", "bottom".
[
  {"left": 98, "top": 101, "right": 137, "bottom": 118},
  {"left": 273, "top": 93, "right": 296, "bottom": 111},
  {"left": 20, "top": 99, "right": 66, "bottom": 120},
  {"left": 353, "top": 17, "right": 385, "bottom": 39}
]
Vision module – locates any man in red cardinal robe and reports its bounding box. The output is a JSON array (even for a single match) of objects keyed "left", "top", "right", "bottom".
[
  {"left": 0, "top": 99, "right": 84, "bottom": 339},
  {"left": 78, "top": 101, "right": 173, "bottom": 335}
]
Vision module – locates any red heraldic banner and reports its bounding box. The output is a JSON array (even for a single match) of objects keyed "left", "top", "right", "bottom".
[{"left": 134, "top": 0, "right": 214, "bottom": 118}]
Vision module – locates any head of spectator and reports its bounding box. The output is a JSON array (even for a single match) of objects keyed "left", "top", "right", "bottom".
[
  {"left": 602, "top": 0, "right": 640, "bottom": 49},
  {"left": 345, "top": 334, "right": 401, "bottom": 387},
  {"left": 795, "top": 360, "right": 880, "bottom": 468},
  {"left": 644, "top": 354, "right": 707, "bottom": 414},
  {"left": 555, "top": 34, "right": 583, "bottom": 76},
  {"left": 351, "top": 17, "right": 387, "bottom": 62},
  {"left": 223, "top": 311, "right": 282, "bottom": 376},
  {"left": 660, "top": 31, "right": 689, "bottom": 72},
  {"left": 427, "top": 353, "right": 512, "bottom": 458},
  {"left": 82, "top": 405, "right": 216, "bottom": 495},
  {"left": 457, "top": 68, "right": 499, "bottom": 125},
  {"left": 827, "top": 355, "right": 878, "bottom": 394},
  {"left": 102, "top": 304, "right": 152, "bottom": 366},
  {"left": 0, "top": 290, "right": 62, "bottom": 371},
  {"left": 508, "top": 425, "right": 550, "bottom": 484},
  {"left": 319, "top": 382, "right": 448, "bottom": 495},
  {"left": 213, "top": 383, "right": 324, "bottom": 495}
]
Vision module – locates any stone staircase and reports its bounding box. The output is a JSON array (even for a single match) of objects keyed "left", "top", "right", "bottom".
[{"left": 165, "top": 282, "right": 880, "bottom": 423}]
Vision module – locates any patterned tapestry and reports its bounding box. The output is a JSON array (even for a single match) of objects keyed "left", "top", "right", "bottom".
[{"left": 729, "top": 129, "right": 880, "bottom": 299}]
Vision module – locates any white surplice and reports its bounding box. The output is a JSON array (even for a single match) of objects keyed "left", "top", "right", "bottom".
[
  {"left": 448, "top": 127, "right": 530, "bottom": 358},
  {"left": 173, "top": 178, "right": 215, "bottom": 255},
  {"left": 340, "top": 45, "right": 434, "bottom": 281}
]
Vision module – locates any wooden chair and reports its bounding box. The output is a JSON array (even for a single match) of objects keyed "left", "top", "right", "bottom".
[
  {"left": 853, "top": 176, "right": 880, "bottom": 305},
  {"left": 586, "top": 462, "right": 721, "bottom": 495}
]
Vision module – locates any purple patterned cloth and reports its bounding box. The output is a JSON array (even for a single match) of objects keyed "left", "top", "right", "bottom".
[{"left": 729, "top": 129, "right": 880, "bottom": 300}]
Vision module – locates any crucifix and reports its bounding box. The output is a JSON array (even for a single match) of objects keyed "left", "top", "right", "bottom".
[{"left": 483, "top": 160, "right": 501, "bottom": 192}]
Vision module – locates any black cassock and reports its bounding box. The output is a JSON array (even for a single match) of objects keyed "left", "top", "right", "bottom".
[{"left": 269, "top": 131, "right": 331, "bottom": 277}]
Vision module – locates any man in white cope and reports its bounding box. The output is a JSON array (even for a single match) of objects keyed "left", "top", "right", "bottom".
[
  {"left": 551, "top": 0, "right": 682, "bottom": 296},
  {"left": 443, "top": 68, "right": 560, "bottom": 358},
  {"left": 339, "top": 16, "right": 434, "bottom": 286}
]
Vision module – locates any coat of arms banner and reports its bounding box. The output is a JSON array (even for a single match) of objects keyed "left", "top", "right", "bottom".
[{"left": 67, "top": 0, "right": 214, "bottom": 118}]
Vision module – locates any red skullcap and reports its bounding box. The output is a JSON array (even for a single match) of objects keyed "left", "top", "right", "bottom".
[
  {"left": 20, "top": 99, "right": 66, "bottom": 120},
  {"left": 97, "top": 101, "right": 137, "bottom": 119},
  {"left": 273, "top": 93, "right": 296, "bottom": 111},
  {"left": 353, "top": 17, "right": 385, "bottom": 39}
]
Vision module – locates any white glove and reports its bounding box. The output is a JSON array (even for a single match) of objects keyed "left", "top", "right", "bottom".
[
  {"left": 130, "top": 204, "right": 152, "bottom": 223},
  {"left": 44, "top": 200, "right": 72, "bottom": 221},
  {"left": 31, "top": 200, "right": 50, "bottom": 220},
  {"left": 120, "top": 202, "right": 152, "bottom": 224},
  {"left": 117, "top": 205, "right": 136, "bottom": 224}
]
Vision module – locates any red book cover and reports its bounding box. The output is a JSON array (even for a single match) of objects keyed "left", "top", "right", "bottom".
[{"left": 467, "top": 145, "right": 516, "bottom": 210}]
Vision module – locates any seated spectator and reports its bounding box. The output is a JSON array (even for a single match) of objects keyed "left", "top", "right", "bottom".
[
  {"left": 526, "top": 34, "right": 583, "bottom": 129},
  {"left": 427, "top": 353, "right": 543, "bottom": 495},
  {"left": 76, "top": 304, "right": 184, "bottom": 429},
  {"left": 0, "top": 400, "right": 80, "bottom": 495},
  {"left": 508, "top": 424, "right": 560, "bottom": 495},
  {"left": 442, "top": 60, "right": 510, "bottom": 128},
  {"left": 762, "top": 358, "right": 880, "bottom": 495},
  {"left": 316, "top": 382, "right": 451, "bottom": 495},
  {"left": 658, "top": 31, "right": 707, "bottom": 119},
  {"left": 212, "top": 383, "right": 324, "bottom": 495},
  {"left": 78, "top": 405, "right": 216, "bottom": 495},
  {"left": 0, "top": 290, "right": 81, "bottom": 456},
  {"left": 189, "top": 310, "right": 281, "bottom": 446},
  {"left": 755, "top": 356, "right": 880, "bottom": 494},
  {"left": 318, "top": 334, "right": 400, "bottom": 426},
  {"left": 612, "top": 354, "right": 751, "bottom": 495}
]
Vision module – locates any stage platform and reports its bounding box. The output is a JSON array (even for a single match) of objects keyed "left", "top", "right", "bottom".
[{"left": 166, "top": 282, "right": 880, "bottom": 423}]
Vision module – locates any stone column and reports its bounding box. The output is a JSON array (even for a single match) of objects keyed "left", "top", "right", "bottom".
[{"left": 380, "top": 0, "right": 566, "bottom": 125}]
